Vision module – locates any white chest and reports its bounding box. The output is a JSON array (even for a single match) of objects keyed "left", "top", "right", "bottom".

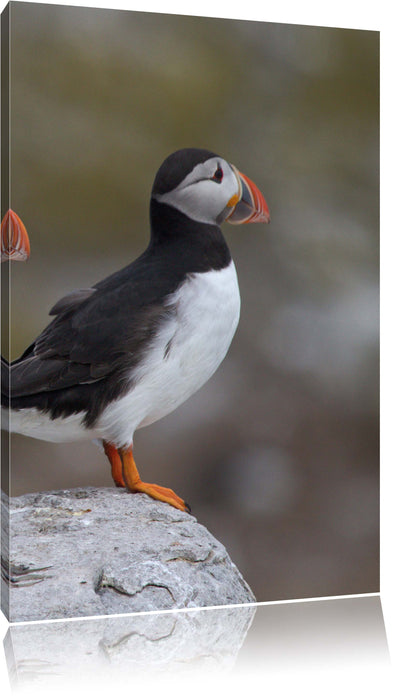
[{"left": 98, "top": 261, "right": 241, "bottom": 444}]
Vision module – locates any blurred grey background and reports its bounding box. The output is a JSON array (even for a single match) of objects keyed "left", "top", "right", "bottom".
[{"left": 5, "top": 2, "right": 379, "bottom": 602}]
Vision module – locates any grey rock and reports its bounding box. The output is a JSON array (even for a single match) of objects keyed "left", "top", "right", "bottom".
[{"left": 4, "top": 487, "right": 255, "bottom": 622}]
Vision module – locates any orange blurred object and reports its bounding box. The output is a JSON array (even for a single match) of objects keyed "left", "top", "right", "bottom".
[{"left": 1, "top": 209, "right": 30, "bottom": 262}]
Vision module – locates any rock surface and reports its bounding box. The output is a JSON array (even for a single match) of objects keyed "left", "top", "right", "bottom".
[{"left": 4, "top": 487, "right": 255, "bottom": 622}]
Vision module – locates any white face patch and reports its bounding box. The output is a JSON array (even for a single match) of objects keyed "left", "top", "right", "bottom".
[{"left": 153, "top": 157, "right": 240, "bottom": 225}]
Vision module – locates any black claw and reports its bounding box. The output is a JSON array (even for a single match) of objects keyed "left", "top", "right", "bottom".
[{"left": 184, "top": 501, "right": 192, "bottom": 514}]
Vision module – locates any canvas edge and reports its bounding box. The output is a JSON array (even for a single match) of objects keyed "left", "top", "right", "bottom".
[{"left": 1, "top": 0, "right": 11, "bottom": 622}]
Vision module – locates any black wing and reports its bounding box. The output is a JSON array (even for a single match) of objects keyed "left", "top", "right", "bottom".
[
  {"left": 48, "top": 287, "right": 96, "bottom": 316},
  {"left": 9, "top": 252, "right": 180, "bottom": 401}
]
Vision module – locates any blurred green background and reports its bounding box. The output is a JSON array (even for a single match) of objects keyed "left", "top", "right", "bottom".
[{"left": 5, "top": 1, "right": 379, "bottom": 603}]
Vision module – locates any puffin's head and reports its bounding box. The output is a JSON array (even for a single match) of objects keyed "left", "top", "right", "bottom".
[{"left": 151, "top": 148, "right": 270, "bottom": 226}]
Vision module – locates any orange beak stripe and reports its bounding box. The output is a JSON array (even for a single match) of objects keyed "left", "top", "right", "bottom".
[
  {"left": 237, "top": 170, "right": 270, "bottom": 224},
  {"left": 226, "top": 166, "right": 270, "bottom": 225},
  {"left": 1, "top": 209, "right": 30, "bottom": 262}
]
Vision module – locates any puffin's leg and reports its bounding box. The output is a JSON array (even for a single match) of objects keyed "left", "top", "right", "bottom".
[
  {"left": 118, "top": 444, "right": 191, "bottom": 513},
  {"left": 103, "top": 441, "right": 126, "bottom": 488}
]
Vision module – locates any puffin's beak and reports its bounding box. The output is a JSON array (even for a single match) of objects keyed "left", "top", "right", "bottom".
[
  {"left": 1, "top": 209, "right": 30, "bottom": 262},
  {"left": 225, "top": 166, "right": 270, "bottom": 224}
]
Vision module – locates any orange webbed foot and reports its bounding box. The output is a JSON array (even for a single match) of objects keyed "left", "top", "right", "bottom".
[
  {"left": 118, "top": 445, "right": 191, "bottom": 513},
  {"left": 103, "top": 441, "right": 190, "bottom": 512},
  {"left": 129, "top": 481, "right": 191, "bottom": 513}
]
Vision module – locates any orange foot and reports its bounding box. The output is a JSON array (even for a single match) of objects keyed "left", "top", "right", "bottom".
[
  {"left": 128, "top": 480, "right": 191, "bottom": 513},
  {"left": 103, "top": 441, "right": 190, "bottom": 513}
]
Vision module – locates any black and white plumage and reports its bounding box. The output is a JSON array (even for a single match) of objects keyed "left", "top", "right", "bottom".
[{"left": 1, "top": 148, "right": 269, "bottom": 511}]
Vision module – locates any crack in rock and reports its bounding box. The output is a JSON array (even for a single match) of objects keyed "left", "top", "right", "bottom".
[{"left": 2, "top": 558, "right": 53, "bottom": 587}]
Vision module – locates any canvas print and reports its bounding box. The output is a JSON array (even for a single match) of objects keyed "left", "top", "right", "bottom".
[{"left": 1, "top": 1, "right": 379, "bottom": 623}]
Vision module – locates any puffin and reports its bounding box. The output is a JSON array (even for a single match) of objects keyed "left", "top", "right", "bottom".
[{"left": 1, "top": 148, "right": 269, "bottom": 512}]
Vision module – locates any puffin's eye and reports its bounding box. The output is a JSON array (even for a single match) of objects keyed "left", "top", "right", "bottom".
[{"left": 212, "top": 166, "right": 223, "bottom": 183}]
